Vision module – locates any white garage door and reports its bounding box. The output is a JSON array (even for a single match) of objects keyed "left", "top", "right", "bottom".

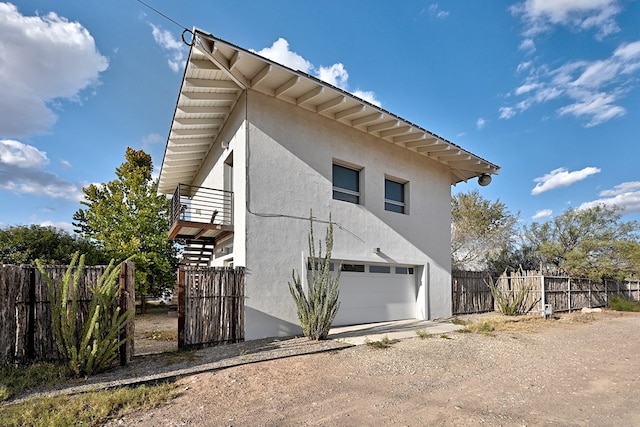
[{"left": 332, "top": 263, "right": 417, "bottom": 326}]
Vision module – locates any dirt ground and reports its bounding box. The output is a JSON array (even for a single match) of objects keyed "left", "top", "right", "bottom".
[{"left": 123, "top": 310, "right": 640, "bottom": 427}]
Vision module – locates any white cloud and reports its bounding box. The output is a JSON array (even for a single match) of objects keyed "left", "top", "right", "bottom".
[
  {"left": 150, "top": 24, "right": 187, "bottom": 73},
  {"left": 428, "top": 4, "right": 450, "bottom": 19},
  {"left": 60, "top": 160, "right": 72, "bottom": 168},
  {"left": 512, "top": 0, "right": 621, "bottom": 39},
  {"left": 40, "top": 220, "right": 75, "bottom": 233},
  {"left": 500, "top": 40, "right": 640, "bottom": 126},
  {"left": 579, "top": 181, "right": 640, "bottom": 213},
  {"left": 476, "top": 117, "right": 486, "bottom": 129},
  {"left": 0, "top": 3, "right": 109, "bottom": 136},
  {"left": 532, "top": 209, "right": 553, "bottom": 220},
  {"left": 255, "top": 38, "right": 381, "bottom": 107},
  {"left": 519, "top": 38, "right": 536, "bottom": 54},
  {"left": 0, "top": 139, "right": 85, "bottom": 201},
  {"left": 531, "top": 166, "right": 601, "bottom": 195},
  {"left": 254, "top": 38, "right": 313, "bottom": 73},
  {"left": 352, "top": 90, "right": 381, "bottom": 107}
]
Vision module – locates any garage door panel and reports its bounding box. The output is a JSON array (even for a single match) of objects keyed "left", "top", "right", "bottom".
[{"left": 333, "top": 264, "right": 416, "bottom": 326}]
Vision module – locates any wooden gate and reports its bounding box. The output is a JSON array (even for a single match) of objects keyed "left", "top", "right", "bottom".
[{"left": 177, "top": 266, "right": 245, "bottom": 348}]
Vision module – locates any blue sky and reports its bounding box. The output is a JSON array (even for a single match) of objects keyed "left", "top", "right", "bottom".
[{"left": 1, "top": 0, "right": 639, "bottom": 233}]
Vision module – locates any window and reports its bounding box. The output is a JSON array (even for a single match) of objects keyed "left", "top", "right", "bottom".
[
  {"left": 333, "top": 163, "right": 360, "bottom": 204},
  {"left": 370, "top": 265, "right": 391, "bottom": 273},
  {"left": 395, "top": 267, "right": 414, "bottom": 275},
  {"left": 341, "top": 264, "right": 365, "bottom": 272},
  {"left": 385, "top": 178, "right": 406, "bottom": 213}
]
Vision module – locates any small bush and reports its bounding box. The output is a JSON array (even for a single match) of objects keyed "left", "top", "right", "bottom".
[
  {"left": 415, "top": 329, "right": 432, "bottom": 339},
  {"left": 608, "top": 295, "right": 640, "bottom": 312},
  {"left": 486, "top": 269, "right": 532, "bottom": 315},
  {"left": 364, "top": 336, "right": 398, "bottom": 349},
  {"left": 289, "top": 213, "right": 340, "bottom": 340},
  {"left": 36, "top": 253, "right": 134, "bottom": 377}
]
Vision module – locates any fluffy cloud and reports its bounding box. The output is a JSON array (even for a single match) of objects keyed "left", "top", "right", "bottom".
[
  {"left": 531, "top": 166, "right": 601, "bottom": 195},
  {"left": 501, "top": 40, "right": 640, "bottom": 127},
  {"left": 532, "top": 209, "right": 553, "bottom": 220},
  {"left": 579, "top": 181, "right": 640, "bottom": 213},
  {"left": 476, "top": 117, "right": 487, "bottom": 129},
  {"left": 150, "top": 24, "right": 187, "bottom": 73},
  {"left": 428, "top": 4, "right": 450, "bottom": 19},
  {"left": 0, "top": 139, "right": 85, "bottom": 201},
  {"left": 511, "top": 0, "right": 621, "bottom": 39},
  {"left": 255, "top": 38, "right": 381, "bottom": 107},
  {"left": 0, "top": 3, "right": 108, "bottom": 136}
]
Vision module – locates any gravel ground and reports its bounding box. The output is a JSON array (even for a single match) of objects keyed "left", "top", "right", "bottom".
[{"left": 109, "top": 310, "right": 640, "bottom": 426}]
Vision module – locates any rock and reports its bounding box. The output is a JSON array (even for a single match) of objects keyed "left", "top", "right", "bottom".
[{"left": 581, "top": 307, "right": 603, "bottom": 314}]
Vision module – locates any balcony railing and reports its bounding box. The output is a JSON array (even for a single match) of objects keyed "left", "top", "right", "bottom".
[{"left": 169, "top": 183, "right": 233, "bottom": 241}]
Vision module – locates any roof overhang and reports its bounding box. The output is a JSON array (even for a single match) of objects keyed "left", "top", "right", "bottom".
[{"left": 158, "top": 29, "right": 500, "bottom": 194}]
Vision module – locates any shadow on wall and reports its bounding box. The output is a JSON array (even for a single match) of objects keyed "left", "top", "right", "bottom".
[{"left": 245, "top": 306, "right": 303, "bottom": 340}]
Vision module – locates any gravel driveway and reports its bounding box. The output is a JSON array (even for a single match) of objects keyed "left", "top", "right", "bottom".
[{"left": 111, "top": 311, "right": 640, "bottom": 426}]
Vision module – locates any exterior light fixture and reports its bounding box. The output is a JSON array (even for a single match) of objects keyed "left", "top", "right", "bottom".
[{"left": 478, "top": 173, "right": 492, "bottom": 186}]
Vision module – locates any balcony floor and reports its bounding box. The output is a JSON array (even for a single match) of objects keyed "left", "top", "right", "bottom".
[{"left": 169, "top": 220, "right": 233, "bottom": 242}]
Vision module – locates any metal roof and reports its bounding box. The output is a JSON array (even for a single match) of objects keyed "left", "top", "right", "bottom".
[{"left": 157, "top": 29, "right": 500, "bottom": 194}]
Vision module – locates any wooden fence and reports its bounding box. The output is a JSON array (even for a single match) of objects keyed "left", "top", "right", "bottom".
[
  {"left": 0, "top": 262, "right": 135, "bottom": 366},
  {"left": 452, "top": 269, "right": 640, "bottom": 316},
  {"left": 177, "top": 266, "right": 245, "bottom": 348}
]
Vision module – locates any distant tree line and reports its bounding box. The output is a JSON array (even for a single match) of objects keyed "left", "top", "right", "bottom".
[{"left": 452, "top": 191, "right": 640, "bottom": 280}]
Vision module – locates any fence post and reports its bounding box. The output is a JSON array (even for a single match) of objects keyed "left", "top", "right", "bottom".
[
  {"left": 26, "top": 266, "right": 36, "bottom": 361},
  {"left": 177, "top": 267, "right": 185, "bottom": 348},
  {"left": 540, "top": 273, "right": 545, "bottom": 315},
  {"left": 119, "top": 261, "right": 135, "bottom": 366},
  {"left": 567, "top": 277, "right": 571, "bottom": 313}
]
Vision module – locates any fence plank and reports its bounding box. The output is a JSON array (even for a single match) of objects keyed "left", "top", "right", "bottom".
[
  {"left": 451, "top": 270, "right": 639, "bottom": 316},
  {"left": 0, "top": 263, "right": 135, "bottom": 366},
  {"left": 178, "top": 266, "right": 244, "bottom": 348}
]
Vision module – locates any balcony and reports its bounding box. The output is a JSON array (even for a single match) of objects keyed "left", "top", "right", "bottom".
[{"left": 169, "top": 184, "right": 233, "bottom": 243}]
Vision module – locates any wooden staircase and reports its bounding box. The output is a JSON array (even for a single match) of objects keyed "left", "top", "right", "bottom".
[{"left": 181, "top": 240, "right": 215, "bottom": 267}]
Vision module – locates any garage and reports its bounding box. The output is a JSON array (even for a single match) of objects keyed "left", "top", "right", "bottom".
[{"left": 332, "top": 263, "right": 417, "bottom": 326}]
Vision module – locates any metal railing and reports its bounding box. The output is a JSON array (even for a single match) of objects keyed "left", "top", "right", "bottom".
[{"left": 170, "top": 183, "right": 233, "bottom": 227}]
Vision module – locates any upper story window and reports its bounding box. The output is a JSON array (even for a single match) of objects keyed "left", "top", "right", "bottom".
[
  {"left": 385, "top": 178, "right": 406, "bottom": 214},
  {"left": 333, "top": 163, "right": 360, "bottom": 204}
]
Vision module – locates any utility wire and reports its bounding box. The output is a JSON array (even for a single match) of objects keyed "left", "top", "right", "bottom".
[{"left": 136, "top": 0, "right": 187, "bottom": 31}]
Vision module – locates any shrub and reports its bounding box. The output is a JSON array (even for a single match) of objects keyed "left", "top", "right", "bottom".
[
  {"left": 608, "top": 295, "right": 640, "bottom": 312},
  {"left": 486, "top": 269, "right": 532, "bottom": 315},
  {"left": 35, "top": 253, "right": 134, "bottom": 377},
  {"left": 288, "top": 213, "right": 340, "bottom": 340}
]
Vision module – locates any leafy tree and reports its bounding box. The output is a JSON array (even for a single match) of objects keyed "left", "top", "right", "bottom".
[
  {"left": 0, "top": 225, "right": 108, "bottom": 265},
  {"left": 525, "top": 205, "right": 640, "bottom": 279},
  {"left": 73, "top": 147, "right": 178, "bottom": 297},
  {"left": 451, "top": 190, "right": 519, "bottom": 271}
]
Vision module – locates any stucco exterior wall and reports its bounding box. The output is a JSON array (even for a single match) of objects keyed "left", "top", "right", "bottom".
[{"left": 241, "top": 90, "right": 453, "bottom": 339}]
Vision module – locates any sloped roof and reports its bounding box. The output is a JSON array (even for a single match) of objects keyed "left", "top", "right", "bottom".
[{"left": 158, "top": 29, "right": 500, "bottom": 194}]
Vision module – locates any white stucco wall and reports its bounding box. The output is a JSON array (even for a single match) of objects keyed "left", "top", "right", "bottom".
[{"left": 240, "top": 90, "right": 453, "bottom": 339}]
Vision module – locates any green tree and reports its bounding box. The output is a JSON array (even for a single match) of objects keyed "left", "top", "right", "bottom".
[
  {"left": 451, "top": 190, "right": 519, "bottom": 271},
  {"left": 73, "top": 147, "right": 178, "bottom": 297},
  {"left": 0, "top": 225, "right": 108, "bottom": 265},
  {"left": 526, "top": 205, "right": 640, "bottom": 279}
]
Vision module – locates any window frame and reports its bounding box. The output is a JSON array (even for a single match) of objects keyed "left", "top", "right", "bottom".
[
  {"left": 333, "top": 163, "right": 361, "bottom": 204},
  {"left": 384, "top": 177, "right": 407, "bottom": 214}
]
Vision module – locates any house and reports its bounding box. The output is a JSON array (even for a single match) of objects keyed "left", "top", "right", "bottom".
[{"left": 157, "top": 29, "right": 500, "bottom": 340}]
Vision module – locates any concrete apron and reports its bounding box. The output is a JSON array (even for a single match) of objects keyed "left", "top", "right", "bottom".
[{"left": 329, "top": 319, "right": 464, "bottom": 346}]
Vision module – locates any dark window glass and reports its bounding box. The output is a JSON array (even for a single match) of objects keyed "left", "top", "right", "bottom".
[
  {"left": 370, "top": 265, "right": 391, "bottom": 273},
  {"left": 333, "top": 164, "right": 360, "bottom": 204},
  {"left": 395, "top": 267, "right": 414, "bottom": 275},
  {"left": 341, "top": 264, "right": 365, "bottom": 272},
  {"left": 385, "top": 179, "right": 405, "bottom": 213}
]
